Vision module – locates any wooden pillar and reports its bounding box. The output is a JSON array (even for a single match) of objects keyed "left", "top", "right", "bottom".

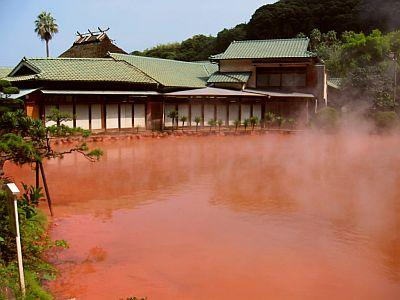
[
  {"left": 238, "top": 98, "right": 242, "bottom": 122},
  {"left": 88, "top": 104, "right": 92, "bottom": 130},
  {"left": 201, "top": 101, "right": 205, "bottom": 127},
  {"left": 261, "top": 100, "right": 266, "bottom": 128},
  {"left": 225, "top": 102, "right": 228, "bottom": 126},
  {"left": 102, "top": 102, "right": 106, "bottom": 130},
  {"left": 117, "top": 103, "right": 121, "bottom": 131},
  {"left": 189, "top": 101, "right": 192, "bottom": 129},
  {"left": 72, "top": 97, "right": 76, "bottom": 128}
]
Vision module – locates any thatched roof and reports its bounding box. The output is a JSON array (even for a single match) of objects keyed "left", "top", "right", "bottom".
[{"left": 59, "top": 32, "right": 126, "bottom": 58}]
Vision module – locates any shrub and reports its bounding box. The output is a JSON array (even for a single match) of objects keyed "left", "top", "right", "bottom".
[
  {"left": 0, "top": 80, "right": 12, "bottom": 89},
  {"left": 264, "top": 112, "right": 276, "bottom": 128},
  {"left": 373, "top": 111, "right": 399, "bottom": 131},
  {"left": 2, "top": 87, "right": 19, "bottom": 95},
  {"left": 312, "top": 107, "right": 340, "bottom": 132}
]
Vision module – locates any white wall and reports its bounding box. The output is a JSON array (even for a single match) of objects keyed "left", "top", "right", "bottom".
[
  {"left": 120, "top": 103, "right": 133, "bottom": 129},
  {"left": 190, "top": 103, "right": 202, "bottom": 126},
  {"left": 178, "top": 104, "right": 189, "bottom": 126},
  {"left": 164, "top": 103, "right": 175, "bottom": 127},
  {"left": 204, "top": 104, "right": 215, "bottom": 126},
  {"left": 253, "top": 103, "right": 262, "bottom": 120},
  {"left": 75, "top": 104, "right": 90, "bottom": 129},
  {"left": 91, "top": 104, "right": 102, "bottom": 130},
  {"left": 106, "top": 104, "right": 119, "bottom": 129},
  {"left": 59, "top": 104, "right": 73, "bottom": 127},
  {"left": 241, "top": 104, "right": 251, "bottom": 121},
  {"left": 228, "top": 103, "right": 239, "bottom": 126},
  {"left": 134, "top": 104, "right": 146, "bottom": 128},
  {"left": 216, "top": 104, "right": 227, "bottom": 125},
  {"left": 44, "top": 105, "right": 57, "bottom": 127}
]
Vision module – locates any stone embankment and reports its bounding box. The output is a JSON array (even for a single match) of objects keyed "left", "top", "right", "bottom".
[{"left": 52, "top": 129, "right": 301, "bottom": 144}]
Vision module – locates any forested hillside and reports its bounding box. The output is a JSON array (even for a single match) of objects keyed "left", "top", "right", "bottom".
[{"left": 132, "top": 0, "right": 400, "bottom": 61}]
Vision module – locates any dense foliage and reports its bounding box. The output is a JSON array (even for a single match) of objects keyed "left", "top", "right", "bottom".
[
  {"left": 316, "top": 29, "right": 400, "bottom": 113},
  {"left": 0, "top": 183, "right": 63, "bottom": 299},
  {"left": 132, "top": 0, "right": 400, "bottom": 61},
  {"left": 247, "top": 0, "right": 400, "bottom": 40}
]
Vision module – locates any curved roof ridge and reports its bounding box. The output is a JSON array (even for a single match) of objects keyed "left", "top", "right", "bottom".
[
  {"left": 231, "top": 38, "right": 310, "bottom": 44},
  {"left": 111, "top": 53, "right": 208, "bottom": 66}
]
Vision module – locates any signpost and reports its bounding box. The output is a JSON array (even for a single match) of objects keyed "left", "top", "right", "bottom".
[{"left": 5, "top": 183, "right": 26, "bottom": 297}]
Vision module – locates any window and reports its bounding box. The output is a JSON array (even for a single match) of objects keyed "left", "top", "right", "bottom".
[
  {"left": 282, "top": 73, "right": 306, "bottom": 87},
  {"left": 256, "top": 68, "right": 307, "bottom": 88}
]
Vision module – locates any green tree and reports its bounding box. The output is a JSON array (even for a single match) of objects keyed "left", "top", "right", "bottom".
[
  {"left": 0, "top": 109, "right": 101, "bottom": 177},
  {"left": 194, "top": 116, "right": 202, "bottom": 131},
  {"left": 34, "top": 11, "right": 59, "bottom": 57}
]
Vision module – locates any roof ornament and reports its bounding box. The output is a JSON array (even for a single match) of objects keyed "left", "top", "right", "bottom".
[{"left": 75, "top": 27, "right": 110, "bottom": 37}]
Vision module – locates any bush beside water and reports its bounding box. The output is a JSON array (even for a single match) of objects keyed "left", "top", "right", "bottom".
[
  {"left": 0, "top": 183, "right": 66, "bottom": 299},
  {"left": 312, "top": 107, "right": 340, "bottom": 132},
  {"left": 373, "top": 111, "right": 399, "bottom": 132}
]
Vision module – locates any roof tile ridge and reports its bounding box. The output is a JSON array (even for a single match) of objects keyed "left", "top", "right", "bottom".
[
  {"left": 113, "top": 52, "right": 206, "bottom": 66},
  {"left": 231, "top": 38, "right": 310, "bottom": 43},
  {"left": 109, "top": 54, "right": 160, "bottom": 86}
]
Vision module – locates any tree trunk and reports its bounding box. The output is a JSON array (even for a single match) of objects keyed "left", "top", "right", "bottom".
[
  {"left": 46, "top": 40, "right": 49, "bottom": 57},
  {"left": 39, "top": 162, "right": 53, "bottom": 216}
]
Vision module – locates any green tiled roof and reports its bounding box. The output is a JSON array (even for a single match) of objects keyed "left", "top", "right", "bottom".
[
  {"left": 327, "top": 77, "right": 342, "bottom": 89},
  {"left": 207, "top": 72, "right": 251, "bottom": 84},
  {"left": 213, "top": 38, "right": 315, "bottom": 60},
  {"left": 6, "top": 57, "right": 157, "bottom": 84},
  {"left": 0, "top": 67, "right": 12, "bottom": 79},
  {"left": 110, "top": 53, "right": 215, "bottom": 88}
]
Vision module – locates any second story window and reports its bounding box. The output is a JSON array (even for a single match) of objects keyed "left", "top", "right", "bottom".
[{"left": 256, "top": 68, "right": 307, "bottom": 89}]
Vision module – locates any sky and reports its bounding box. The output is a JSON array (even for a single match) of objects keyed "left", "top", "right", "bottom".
[{"left": 0, "top": 0, "right": 274, "bottom": 67}]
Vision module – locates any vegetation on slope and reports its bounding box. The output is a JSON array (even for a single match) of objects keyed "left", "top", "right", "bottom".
[{"left": 132, "top": 0, "right": 400, "bottom": 61}]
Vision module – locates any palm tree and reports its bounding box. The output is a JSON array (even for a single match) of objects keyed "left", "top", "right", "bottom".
[
  {"left": 207, "top": 118, "right": 216, "bottom": 132},
  {"left": 264, "top": 112, "right": 276, "bottom": 129},
  {"left": 243, "top": 119, "right": 250, "bottom": 131},
  {"left": 249, "top": 116, "right": 259, "bottom": 131},
  {"left": 275, "top": 115, "right": 286, "bottom": 129},
  {"left": 194, "top": 116, "right": 202, "bottom": 131},
  {"left": 180, "top": 115, "right": 188, "bottom": 131},
  {"left": 217, "top": 119, "right": 223, "bottom": 132},
  {"left": 167, "top": 110, "right": 179, "bottom": 130},
  {"left": 34, "top": 11, "right": 59, "bottom": 57},
  {"left": 233, "top": 119, "right": 240, "bottom": 132}
]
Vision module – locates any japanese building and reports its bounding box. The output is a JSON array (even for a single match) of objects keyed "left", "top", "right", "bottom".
[{"left": 2, "top": 37, "right": 329, "bottom": 131}]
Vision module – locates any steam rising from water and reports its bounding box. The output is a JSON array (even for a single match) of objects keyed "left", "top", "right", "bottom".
[{"left": 5, "top": 132, "right": 400, "bottom": 299}]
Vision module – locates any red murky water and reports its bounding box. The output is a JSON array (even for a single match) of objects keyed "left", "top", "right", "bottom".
[{"left": 5, "top": 134, "right": 400, "bottom": 299}]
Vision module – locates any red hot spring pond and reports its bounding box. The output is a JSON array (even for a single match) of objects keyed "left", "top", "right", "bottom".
[{"left": 5, "top": 134, "right": 400, "bottom": 299}]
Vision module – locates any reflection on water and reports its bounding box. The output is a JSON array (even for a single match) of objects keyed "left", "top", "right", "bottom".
[{"left": 5, "top": 134, "right": 400, "bottom": 299}]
